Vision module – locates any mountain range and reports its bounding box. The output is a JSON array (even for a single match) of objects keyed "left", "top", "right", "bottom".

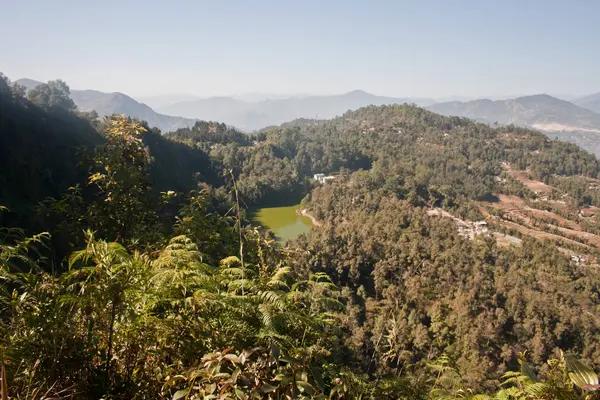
[
  {"left": 16, "top": 79, "right": 197, "bottom": 133},
  {"left": 573, "top": 92, "right": 600, "bottom": 114},
  {"left": 427, "top": 94, "right": 600, "bottom": 155},
  {"left": 14, "top": 77, "right": 600, "bottom": 156},
  {"left": 427, "top": 94, "right": 600, "bottom": 131},
  {"left": 137, "top": 93, "right": 308, "bottom": 109},
  {"left": 16, "top": 78, "right": 434, "bottom": 132},
  {"left": 156, "top": 90, "right": 436, "bottom": 131}
]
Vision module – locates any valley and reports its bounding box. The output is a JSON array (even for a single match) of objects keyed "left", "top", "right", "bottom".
[
  {"left": 3, "top": 74, "right": 600, "bottom": 398},
  {"left": 16, "top": 78, "right": 600, "bottom": 160},
  {"left": 4, "top": 1, "right": 600, "bottom": 397}
]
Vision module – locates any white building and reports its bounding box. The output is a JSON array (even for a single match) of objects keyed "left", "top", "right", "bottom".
[{"left": 313, "top": 173, "right": 335, "bottom": 184}]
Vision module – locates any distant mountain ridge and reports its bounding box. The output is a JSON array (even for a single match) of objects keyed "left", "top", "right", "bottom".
[
  {"left": 573, "top": 92, "right": 600, "bottom": 114},
  {"left": 18, "top": 78, "right": 435, "bottom": 132},
  {"left": 137, "top": 94, "right": 203, "bottom": 109},
  {"left": 158, "top": 90, "right": 436, "bottom": 131},
  {"left": 16, "top": 77, "right": 600, "bottom": 156},
  {"left": 16, "top": 79, "right": 197, "bottom": 133},
  {"left": 428, "top": 94, "right": 600, "bottom": 128},
  {"left": 427, "top": 94, "right": 600, "bottom": 155}
]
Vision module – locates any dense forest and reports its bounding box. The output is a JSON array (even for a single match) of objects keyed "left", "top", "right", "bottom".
[{"left": 2, "top": 73, "right": 600, "bottom": 399}]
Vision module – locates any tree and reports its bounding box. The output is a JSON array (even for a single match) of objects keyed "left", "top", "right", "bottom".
[
  {"left": 0, "top": 73, "right": 10, "bottom": 94},
  {"left": 48, "top": 80, "right": 76, "bottom": 110},
  {"left": 38, "top": 115, "right": 161, "bottom": 248},
  {"left": 10, "top": 83, "right": 26, "bottom": 100},
  {"left": 84, "top": 115, "right": 158, "bottom": 243},
  {"left": 27, "top": 79, "right": 76, "bottom": 110},
  {"left": 27, "top": 83, "right": 51, "bottom": 107}
]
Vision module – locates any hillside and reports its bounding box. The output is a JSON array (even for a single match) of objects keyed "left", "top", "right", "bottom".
[
  {"left": 5, "top": 79, "right": 600, "bottom": 397},
  {"left": 16, "top": 78, "right": 197, "bottom": 133},
  {"left": 574, "top": 92, "right": 600, "bottom": 114},
  {"left": 159, "top": 90, "right": 435, "bottom": 131},
  {"left": 0, "top": 83, "right": 220, "bottom": 228},
  {"left": 6, "top": 0, "right": 600, "bottom": 397},
  {"left": 0, "top": 86, "right": 103, "bottom": 225},
  {"left": 201, "top": 102, "right": 600, "bottom": 265},
  {"left": 427, "top": 94, "right": 600, "bottom": 155}
]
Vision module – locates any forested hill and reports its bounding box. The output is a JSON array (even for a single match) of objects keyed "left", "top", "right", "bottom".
[
  {"left": 16, "top": 78, "right": 197, "bottom": 133},
  {"left": 0, "top": 75, "right": 220, "bottom": 228},
  {"left": 427, "top": 94, "right": 600, "bottom": 156},
  {"left": 204, "top": 103, "right": 598, "bottom": 207},
  {"left": 0, "top": 82, "right": 103, "bottom": 221},
  {"left": 4, "top": 71, "right": 600, "bottom": 398}
]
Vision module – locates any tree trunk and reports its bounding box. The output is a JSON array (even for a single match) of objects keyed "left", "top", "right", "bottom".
[
  {"left": 105, "top": 292, "right": 119, "bottom": 389},
  {"left": 1, "top": 361, "right": 7, "bottom": 400}
]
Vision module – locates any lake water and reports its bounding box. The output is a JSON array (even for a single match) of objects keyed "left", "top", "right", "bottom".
[{"left": 250, "top": 203, "right": 313, "bottom": 242}]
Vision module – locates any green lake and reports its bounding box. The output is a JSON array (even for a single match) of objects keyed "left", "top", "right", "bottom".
[{"left": 250, "top": 204, "right": 313, "bottom": 242}]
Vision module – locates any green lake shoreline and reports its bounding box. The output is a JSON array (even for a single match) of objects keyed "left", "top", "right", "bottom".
[{"left": 249, "top": 203, "right": 313, "bottom": 242}]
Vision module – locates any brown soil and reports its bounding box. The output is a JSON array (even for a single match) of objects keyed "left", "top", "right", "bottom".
[
  {"left": 507, "top": 170, "right": 553, "bottom": 194},
  {"left": 499, "top": 219, "right": 591, "bottom": 250},
  {"left": 480, "top": 189, "right": 600, "bottom": 255},
  {"left": 298, "top": 209, "right": 323, "bottom": 227}
]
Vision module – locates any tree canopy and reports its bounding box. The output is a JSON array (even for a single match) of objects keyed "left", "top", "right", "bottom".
[
  {"left": 2, "top": 74, "right": 600, "bottom": 398},
  {"left": 27, "top": 79, "right": 76, "bottom": 110}
]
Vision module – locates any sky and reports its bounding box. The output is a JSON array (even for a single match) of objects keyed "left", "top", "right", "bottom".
[{"left": 1, "top": 0, "right": 599, "bottom": 99}]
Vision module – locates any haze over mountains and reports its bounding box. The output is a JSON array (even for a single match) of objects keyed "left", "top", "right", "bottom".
[
  {"left": 427, "top": 95, "right": 600, "bottom": 155},
  {"left": 428, "top": 95, "right": 600, "bottom": 130},
  {"left": 138, "top": 93, "right": 309, "bottom": 109},
  {"left": 574, "top": 92, "right": 600, "bottom": 114},
  {"left": 16, "top": 78, "right": 434, "bottom": 132},
  {"left": 16, "top": 79, "right": 198, "bottom": 133},
  {"left": 157, "top": 90, "right": 436, "bottom": 131},
  {"left": 15, "top": 77, "right": 600, "bottom": 155},
  {"left": 137, "top": 94, "right": 203, "bottom": 109}
]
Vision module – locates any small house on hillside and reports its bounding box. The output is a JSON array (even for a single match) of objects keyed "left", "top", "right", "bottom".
[
  {"left": 474, "top": 221, "right": 488, "bottom": 234},
  {"left": 313, "top": 173, "right": 335, "bottom": 184},
  {"left": 571, "top": 255, "right": 585, "bottom": 265}
]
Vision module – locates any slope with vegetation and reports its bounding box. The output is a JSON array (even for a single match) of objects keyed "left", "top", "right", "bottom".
[
  {"left": 17, "top": 78, "right": 197, "bottom": 133},
  {"left": 1, "top": 75, "right": 220, "bottom": 231},
  {"left": 428, "top": 95, "right": 600, "bottom": 127},
  {"left": 428, "top": 94, "right": 600, "bottom": 156},
  {"left": 3, "top": 71, "right": 600, "bottom": 398}
]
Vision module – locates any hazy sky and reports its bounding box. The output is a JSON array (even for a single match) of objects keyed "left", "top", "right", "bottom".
[{"left": 1, "top": 0, "right": 599, "bottom": 98}]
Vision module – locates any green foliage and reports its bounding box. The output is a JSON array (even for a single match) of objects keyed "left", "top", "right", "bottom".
[
  {"left": 4, "top": 73, "right": 600, "bottom": 398},
  {"left": 27, "top": 79, "right": 76, "bottom": 110},
  {"left": 0, "top": 84, "right": 103, "bottom": 229},
  {"left": 38, "top": 115, "right": 171, "bottom": 250},
  {"left": 84, "top": 116, "right": 159, "bottom": 243},
  {"left": 0, "top": 220, "right": 345, "bottom": 397},
  {"left": 162, "top": 348, "right": 332, "bottom": 399},
  {"left": 426, "top": 352, "right": 600, "bottom": 400},
  {"left": 292, "top": 165, "right": 600, "bottom": 390},
  {"left": 166, "top": 120, "right": 251, "bottom": 149}
]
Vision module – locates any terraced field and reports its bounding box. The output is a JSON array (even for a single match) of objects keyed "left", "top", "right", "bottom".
[
  {"left": 479, "top": 168, "right": 600, "bottom": 265},
  {"left": 429, "top": 165, "right": 600, "bottom": 266}
]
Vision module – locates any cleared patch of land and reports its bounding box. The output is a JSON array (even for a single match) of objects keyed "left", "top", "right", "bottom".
[
  {"left": 506, "top": 170, "right": 553, "bottom": 195},
  {"left": 532, "top": 123, "right": 600, "bottom": 134},
  {"left": 427, "top": 165, "right": 600, "bottom": 265}
]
